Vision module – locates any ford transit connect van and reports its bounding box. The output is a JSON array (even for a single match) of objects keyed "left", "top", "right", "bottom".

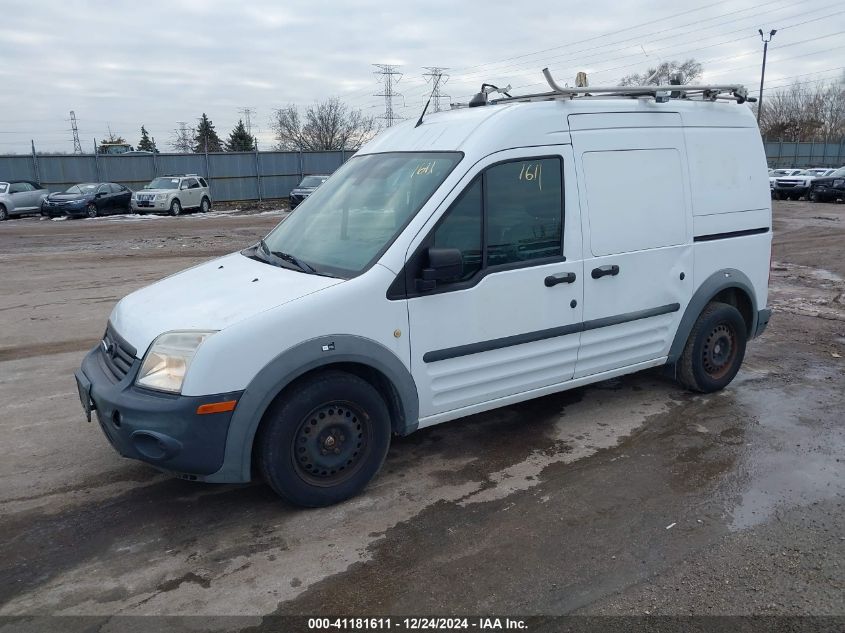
[{"left": 75, "top": 76, "right": 772, "bottom": 507}]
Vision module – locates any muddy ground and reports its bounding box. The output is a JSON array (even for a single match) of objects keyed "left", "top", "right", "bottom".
[{"left": 0, "top": 201, "right": 842, "bottom": 626}]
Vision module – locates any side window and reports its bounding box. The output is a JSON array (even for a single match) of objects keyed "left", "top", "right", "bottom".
[
  {"left": 97, "top": 184, "right": 109, "bottom": 194},
  {"left": 8, "top": 182, "right": 24, "bottom": 194},
  {"left": 198, "top": 178, "right": 208, "bottom": 188},
  {"left": 187, "top": 178, "right": 200, "bottom": 189},
  {"left": 431, "top": 178, "right": 482, "bottom": 281},
  {"left": 485, "top": 158, "right": 562, "bottom": 266}
]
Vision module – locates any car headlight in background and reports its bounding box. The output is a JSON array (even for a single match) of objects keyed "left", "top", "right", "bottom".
[{"left": 136, "top": 331, "right": 216, "bottom": 393}]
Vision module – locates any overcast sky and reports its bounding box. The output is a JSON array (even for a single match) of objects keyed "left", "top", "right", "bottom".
[{"left": 1, "top": 0, "right": 842, "bottom": 153}]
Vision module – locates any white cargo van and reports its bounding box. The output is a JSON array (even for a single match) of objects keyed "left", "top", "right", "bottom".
[{"left": 75, "top": 74, "right": 772, "bottom": 506}]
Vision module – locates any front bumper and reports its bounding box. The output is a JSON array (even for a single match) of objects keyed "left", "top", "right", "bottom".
[
  {"left": 773, "top": 185, "right": 809, "bottom": 196},
  {"left": 76, "top": 345, "right": 243, "bottom": 478},
  {"left": 41, "top": 204, "right": 86, "bottom": 217},
  {"left": 132, "top": 199, "right": 169, "bottom": 212}
]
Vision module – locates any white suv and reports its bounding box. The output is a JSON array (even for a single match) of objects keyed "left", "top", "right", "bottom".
[
  {"left": 76, "top": 85, "right": 772, "bottom": 507},
  {"left": 132, "top": 175, "right": 211, "bottom": 216}
]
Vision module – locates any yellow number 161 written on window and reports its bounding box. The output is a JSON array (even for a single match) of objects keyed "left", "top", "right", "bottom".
[{"left": 518, "top": 162, "right": 542, "bottom": 190}]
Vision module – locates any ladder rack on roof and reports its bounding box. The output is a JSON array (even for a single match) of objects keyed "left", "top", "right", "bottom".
[{"left": 490, "top": 68, "right": 754, "bottom": 105}]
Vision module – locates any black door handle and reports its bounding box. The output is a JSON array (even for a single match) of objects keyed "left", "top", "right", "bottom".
[
  {"left": 544, "top": 272, "right": 577, "bottom": 287},
  {"left": 591, "top": 265, "right": 620, "bottom": 279}
]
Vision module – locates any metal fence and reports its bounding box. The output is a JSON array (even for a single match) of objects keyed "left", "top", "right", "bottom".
[
  {"left": 763, "top": 139, "right": 845, "bottom": 169},
  {"left": 0, "top": 150, "right": 353, "bottom": 202},
  {"left": 3, "top": 140, "right": 843, "bottom": 201}
]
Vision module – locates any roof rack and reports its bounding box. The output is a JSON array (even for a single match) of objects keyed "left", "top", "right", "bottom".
[{"left": 488, "top": 68, "right": 754, "bottom": 105}]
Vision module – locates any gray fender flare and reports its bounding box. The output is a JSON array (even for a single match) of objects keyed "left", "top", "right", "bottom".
[
  {"left": 666, "top": 268, "right": 759, "bottom": 368},
  {"left": 208, "top": 334, "right": 419, "bottom": 483}
]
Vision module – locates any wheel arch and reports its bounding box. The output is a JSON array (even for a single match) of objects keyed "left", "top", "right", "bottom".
[
  {"left": 208, "top": 335, "right": 419, "bottom": 483},
  {"left": 666, "top": 269, "right": 759, "bottom": 370}
]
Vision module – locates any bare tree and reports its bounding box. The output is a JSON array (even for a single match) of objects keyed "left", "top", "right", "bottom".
[
  {"left": 759, "top": 80, "right": 845, "bottom": 141},
  {"left": 620, "top": 59, "right": 703, "bottom": 86},
  {"left": 270, "top": 98, "right": 378, "bottom": 151}
]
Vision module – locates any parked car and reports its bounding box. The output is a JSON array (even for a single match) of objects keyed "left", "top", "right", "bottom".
[
  {"left": 807, "top": 167, "right": 845, "bottom": 203},
  {"left": 131, "top": 175, "right": 211, "bottom": 216},
  {"left": 0, "top": 180, "right": 49, "bottom": 220},
  {"left": 772, "top": 169, "right": 816, "bottom": 200},
  {"left": 75, "top": 85, "right": 772, "bottom": 507},
  {"left": 288, "top": 174, "right": 329, "bottom": 209},
  {"left": 41, "top": 182, "right": 132, "bottom": 218}
]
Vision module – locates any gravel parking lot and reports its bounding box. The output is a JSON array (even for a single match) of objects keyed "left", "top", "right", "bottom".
[{"left": 0, "top": 202, "right": 842, "bottom": 624}]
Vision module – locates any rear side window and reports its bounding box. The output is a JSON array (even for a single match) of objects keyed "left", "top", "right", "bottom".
[
  {"left": 582, "top": 149, "right": 686, "bottom": 256},
  {"left": 9, "top": 182, "right": 32, "bottom": 193},
  {"left": 198, "top": 178, "right": 208, "bottom": 187},
  {"left": 0, "top": 183, "right": 7, "bottom": 193},
  {"left": 186, "top": 178, "right": 200, "bottom": 189}
]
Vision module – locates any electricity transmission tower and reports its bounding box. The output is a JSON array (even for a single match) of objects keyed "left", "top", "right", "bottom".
[
  {"left": 69, "top": 111, "right": 83, "bottom": 154},
  {"left": 422, "top": 67, "right": 450, "bottom": 112},
  {"left": 373, "top": 64, "right": 403, "bottom": 127},
  {"left": 172, "top": 121, "right": 193, "bottom": 153},
  {"left": 239, "top": 107, "right": 255, "bottom": 136}
]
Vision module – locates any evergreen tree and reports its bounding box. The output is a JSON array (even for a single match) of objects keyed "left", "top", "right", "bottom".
[
  {"left": 98, "top": 133, "right": 128, "bottom": 154},
  {"left": 193, "top": 113, "right": 223, "bottom": 153},
  {"left": 225, "top": 119, "right": 257, "bottom": 152},
  {"left": 137, "top": 125, "right": 157, "bottom": 152}
]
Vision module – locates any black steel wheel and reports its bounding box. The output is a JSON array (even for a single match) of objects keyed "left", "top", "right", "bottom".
[
  {"left": 677, "top": 301, "right": 748, "bottom": 393},
  {"left": 292, "top": 402, "right": 372, "bottom": 486},
  {"left": 258, "top": 370, "right": 392, "bottom": 507}
]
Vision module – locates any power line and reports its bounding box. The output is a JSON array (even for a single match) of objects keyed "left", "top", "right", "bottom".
[{"left": 373, "top": 64, "right": 403, "bottom": 127}]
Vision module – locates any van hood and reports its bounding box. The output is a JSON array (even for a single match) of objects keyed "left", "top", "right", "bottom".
[{"left": 110, "top": 251, "right": 343, "bottom": 355}]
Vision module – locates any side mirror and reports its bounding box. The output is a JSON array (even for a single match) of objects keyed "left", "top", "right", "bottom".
[
  {"left": 95, "top": 192, "right": 106, "bottom": 198},
  {"left": 416, "top": 248, "right": 463, "bottom": 291}
]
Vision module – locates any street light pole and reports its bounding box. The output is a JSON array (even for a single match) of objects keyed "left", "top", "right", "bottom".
[{"left": 757, "top": 28, "right": 777, "bottom": 125}]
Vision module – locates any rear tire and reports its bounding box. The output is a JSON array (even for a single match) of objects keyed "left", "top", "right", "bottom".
[
  {"left": 258, "top": 371, "right": 392, "bottom": 507},
  {"left": 677, "top": 301, "right": 747, "bottom": 393},
  {"left": 169, "top": 199, "right": 181, "bottom": 216},
  {"left": 0, "top": 205, "right": 7, "bottom": 221},
  {"left": 200, "top": 197, "right": 210, "bottom": 213}
]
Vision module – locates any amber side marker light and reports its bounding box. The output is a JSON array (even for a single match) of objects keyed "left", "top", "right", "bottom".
[{"left": 196, "top": 400, "right": 238, "bottom": 415}]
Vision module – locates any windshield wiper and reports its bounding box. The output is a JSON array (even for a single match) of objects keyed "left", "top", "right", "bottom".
[{"left": 258, "top": 239, "right": 316, "bottom": 274}]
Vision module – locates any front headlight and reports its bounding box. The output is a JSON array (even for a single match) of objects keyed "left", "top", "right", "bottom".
[
  {"left": 136, "top": 331, "right": 215, "bottom": 393},
  {"left": 155, "top": 193, "right": 167, "bottom": 201}
]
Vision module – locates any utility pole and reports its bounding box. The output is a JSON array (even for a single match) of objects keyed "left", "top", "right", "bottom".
[
  {"left": 373, "top": 64, "right": 403, "bottom": 127},
  {"left": 757, "top": 28, "right": 777, "bottom": 124},
  {"left": 422, "top": 67, "right": 450, "bottom": 112},
  {"left": 69, "top": 111, "right": 83, "bottom": 154}
]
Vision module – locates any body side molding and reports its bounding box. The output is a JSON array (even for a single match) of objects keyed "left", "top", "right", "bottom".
[{"left": 423, "top": 303, "right": 680, "bottom": 363}]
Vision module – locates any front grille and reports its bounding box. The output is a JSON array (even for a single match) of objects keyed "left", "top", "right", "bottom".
[
  {"left": 137, "top": 193, "right": 156, "bottom": 202},
  {"left": 101, "top": 324, "right": 137, "bottom": 380}
]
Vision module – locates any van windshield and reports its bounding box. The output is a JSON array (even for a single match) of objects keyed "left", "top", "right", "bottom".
[{"left": 261, "top": 152, "right": 462, "bottom": 277}]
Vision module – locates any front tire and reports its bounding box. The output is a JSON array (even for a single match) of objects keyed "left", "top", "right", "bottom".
[
  {"left": 258, "top": 371, "right": 392, "bottom": 507},
  {"left": 86, "top": 203, "right": 98, "bottom": 219},
  {"left": 0, "top": 205, "right": 7, "bottom": 221},
  {"left": 169, "top": 199, "right": 181, "bottom": 216},
  {"left": 677, "top": 302, "right": 748, "bottom": 393}
]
